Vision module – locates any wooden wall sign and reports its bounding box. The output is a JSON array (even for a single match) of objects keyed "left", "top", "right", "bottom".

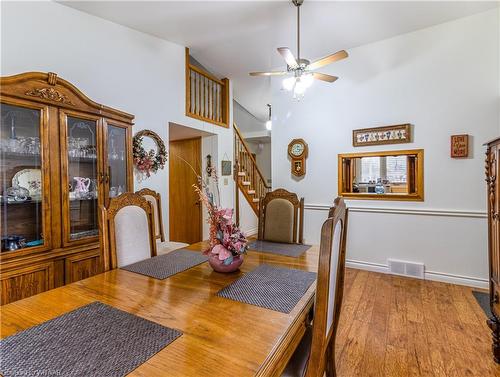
[
  {"left": 288, "top": 139, "right": 308, "bottom": 177},
  {"left": 450, "top": 134, "right": 469, "bottom": 158},
  {"left": 353, "top": 124, "right": 411, "bottom": 147}
]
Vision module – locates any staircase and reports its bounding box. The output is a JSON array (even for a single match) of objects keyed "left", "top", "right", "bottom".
[{"left": 234, "top": 125, "right": 271, "bottom": 218}]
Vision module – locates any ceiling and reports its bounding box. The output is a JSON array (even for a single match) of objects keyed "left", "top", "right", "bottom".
[{"left": 60, "top": 1, "right": 498, "bottom": 121}]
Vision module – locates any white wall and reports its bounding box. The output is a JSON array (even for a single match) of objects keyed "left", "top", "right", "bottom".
[
  {"left": 1, "top": 1, "right": 235, "bottom": 241},
  {"left": 272, "top": 9, "right": 499, "bottom": 288},
  {"left": 246, "top": 141, "right": 272, "bottom": 185},
  {"left": 233, "top": 100, "right": 266, "bottom": 133},
  {"left": 238, "top": 189, "right": 258, "bottom": 236}
]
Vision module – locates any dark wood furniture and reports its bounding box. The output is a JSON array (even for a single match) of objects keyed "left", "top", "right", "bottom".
[
  {"left": 258, "top": 188, "right": 304, "bottom": 244},
  {"left": 486, "top": 137, "right": 500, "bottom": 363},
  {"left": 100, "top": 192, "right": 156, "bottom": 271},
  {"left": 1, "top": 240, "right": 319, "bottom": 377},
  {"left": 282, "top": 197, "right": 348, "bottom": 377},
  {"left": 0, "top": 72, "right": 134, "bottom": 305}
]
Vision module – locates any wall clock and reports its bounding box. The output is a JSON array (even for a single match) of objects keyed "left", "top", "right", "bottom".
[{"left": 288, "top": 138, "right": 308, "bottom": 177}]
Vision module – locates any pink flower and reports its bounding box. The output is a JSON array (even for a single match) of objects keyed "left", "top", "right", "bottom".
[
  {"left": 211, "top": 244, "right": 225, "bottom": 255},
  {"left": 217, "top": 246, "right": 232, "bottom": 261},
  {"left": 222, "top": 208, "right": 233, "bottom": 221}
]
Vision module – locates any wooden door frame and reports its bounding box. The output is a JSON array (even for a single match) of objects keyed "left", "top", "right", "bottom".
[{"left": 169, "top": 136, "right": 203, "bottom": 243}]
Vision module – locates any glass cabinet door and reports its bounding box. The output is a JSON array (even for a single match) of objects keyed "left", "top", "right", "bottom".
[
  {"left": 63, "top": 114, "right": 100, "bottom": 243},
  {"left": 106, "top": 125, "right": 128, "bottom": 201},
  {"left": 0, "top": 103, "right": 48, "bottom": 253}
]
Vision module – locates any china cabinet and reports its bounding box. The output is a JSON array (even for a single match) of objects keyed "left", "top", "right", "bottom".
[
  {"left": 486, "top": 136, "right": 500, "bottom": 363},
  {"left": 0, "top": 72, "right": 133, "bottom": 304}
]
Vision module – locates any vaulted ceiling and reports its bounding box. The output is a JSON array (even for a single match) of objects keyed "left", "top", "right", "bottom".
[{"left": 61, "top": 1, "right": 497, "bottom": 121}]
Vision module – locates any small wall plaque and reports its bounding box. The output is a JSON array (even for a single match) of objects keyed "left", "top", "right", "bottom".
[
  {"left": 451, "top": 134, "right": 469, "bottom": 158},
  {"left": 221, "top": 160, "right": 232, "bottom": 176},
  {"left": 353, "top": 124, "right": 411, "bottom": 147}
]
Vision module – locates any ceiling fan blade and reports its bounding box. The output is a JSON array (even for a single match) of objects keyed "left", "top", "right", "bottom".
[
  {"left": 308, "top": 50, "right": 348, "bottom": 71},
  {"left": 312, "top": 72, "right": 338, "bottom": 83},
  {"left": 249, "top": 71, "right": 288, "bottom": 76},
  {"left": 277, "top": 47, "right": 298, "bottom": 68}
]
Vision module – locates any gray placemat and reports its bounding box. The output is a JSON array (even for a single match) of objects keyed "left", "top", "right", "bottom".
[
  {"left": 248, "top": 240, "right": 312, "bottom": 257},
  {"left": 217, "top": 264, "right": 317, "bottom": 313},
  {"left": 0, "top": 301, "right": 182, "bottom": 377},
  {"left": 122, "top": 248, "right": 208, "bottom": 279}
]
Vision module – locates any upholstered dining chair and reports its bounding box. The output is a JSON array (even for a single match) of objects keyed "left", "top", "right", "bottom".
[
  {"left": 99, "top": 192, "right": 157, "bottom": 270},
  {"left": 258, "top": 188, "right": 305, "bottom": 244},
  {"left": 281, "top": 197, "right": 349, "bottom": 377},
  {"left": 136, "top": 188, "right": 189, "bottom": 254}
]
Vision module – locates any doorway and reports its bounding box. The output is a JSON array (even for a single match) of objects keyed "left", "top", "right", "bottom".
[{"left": 169, "top": 137, "right": 202, "bottom": 244}]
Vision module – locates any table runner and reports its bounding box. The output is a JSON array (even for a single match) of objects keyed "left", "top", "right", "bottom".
[
  {"left": 122, "top": 248, "right": 208, "bottom": 279},
  {"left": 217, "top": 264, "right": 317, "bottom": 313},
  {"left": 248, "top": 240, "right": 312, "bottom": 257},
  {"left": 0, "top": 301, "right": 182, "bottom": 377}
]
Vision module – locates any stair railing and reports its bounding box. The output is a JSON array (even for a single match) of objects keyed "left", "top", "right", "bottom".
[{"left": 233, "top": 124, "right": 271, "bottom": 222}]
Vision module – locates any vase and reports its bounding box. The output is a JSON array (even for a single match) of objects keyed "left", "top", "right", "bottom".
[{"left": 208, "top": 254, "right": 244, "bottom": 273}]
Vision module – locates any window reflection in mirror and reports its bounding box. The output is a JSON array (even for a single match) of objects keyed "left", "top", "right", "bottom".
[{"left": 338, "top": 149, "right": 423, "bottom": 201}]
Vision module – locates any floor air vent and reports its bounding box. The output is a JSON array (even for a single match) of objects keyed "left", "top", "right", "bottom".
[{"left": 387, "top": 259, "right": 424, "bottom": 279}]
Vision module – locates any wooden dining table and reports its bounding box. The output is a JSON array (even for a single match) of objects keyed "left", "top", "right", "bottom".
[{"left": 0, "top": 242, "right": 319, "bottom": 377}]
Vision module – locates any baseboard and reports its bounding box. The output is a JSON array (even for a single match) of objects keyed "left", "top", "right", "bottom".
[
  {"left": 346, "top": 259, "right": 488, "bottom": 289},
  {"left": 243, "top": 227, "right": 258, "bottom": 237}
]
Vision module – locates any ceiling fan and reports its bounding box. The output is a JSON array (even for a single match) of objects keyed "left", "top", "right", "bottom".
[{"left": 249, "top": 0, "right": 348, "bottom": 99}]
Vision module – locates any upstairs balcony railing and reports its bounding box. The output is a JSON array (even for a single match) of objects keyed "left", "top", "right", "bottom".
[{"left": 185, "top": 48, "right": 230, "bottom": 128}]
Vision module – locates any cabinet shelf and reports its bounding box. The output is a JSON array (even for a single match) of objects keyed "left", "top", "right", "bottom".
[
  {"left": 68, "top": 156, "right": 97, "bottom": 163},
  {"left": 0, "top": 152, "right": 40, "bottom": 161},
  {"left": 1, "top": 199, "right": 42, "bottom": 206}
]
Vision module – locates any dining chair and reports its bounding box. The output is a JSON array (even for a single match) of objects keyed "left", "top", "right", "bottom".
[
  {"left": 258, "top": 188, "right": 305, "bottom": 244},
  {"left": 136, "top": 188, "right": 189, "bottom": 254},
  {"left": 281, "top": 197, "right": 349, "bottom": 377},
  {"left": 99, "top": 192, "right": 157, "bottom": 270}
]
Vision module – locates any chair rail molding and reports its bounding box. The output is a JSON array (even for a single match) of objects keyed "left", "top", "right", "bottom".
[{"left": 303, "top": 203, "right": 487, "bottom": 219}]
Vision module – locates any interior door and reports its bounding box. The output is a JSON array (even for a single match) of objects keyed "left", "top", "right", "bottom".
[
  {"left": 169, "top": 137, "right": 202, "bottom": 244},
  {"left": 59, "top": 110, "right": 102, "bottom": 246}
]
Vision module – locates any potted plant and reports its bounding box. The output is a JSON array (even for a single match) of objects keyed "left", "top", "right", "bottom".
[{"left": 194, "top": 169, "right": 248, "bottom": 272}]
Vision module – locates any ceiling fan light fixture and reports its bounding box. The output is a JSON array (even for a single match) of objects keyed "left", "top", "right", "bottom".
[
  {"left": 282, "top": 76, "right": 296, "bottom": 91},
  {"left": 266, "top": 104, "right": 272, "bottom": 130},
  {"left": 301, "top": 72, "right": 314, "bottom": 88}
]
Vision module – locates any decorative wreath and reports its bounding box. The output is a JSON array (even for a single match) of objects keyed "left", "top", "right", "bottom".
[{"left": 133, "top": 130, "right": 167, "bottom": 178}]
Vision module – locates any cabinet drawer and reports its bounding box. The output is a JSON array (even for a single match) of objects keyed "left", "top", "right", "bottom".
[
  {"left": 64, "top": 249, "right": 102, "bottom": 284},
  {"left": 1, "top": 262, "right": 54, "bottom": 305}
]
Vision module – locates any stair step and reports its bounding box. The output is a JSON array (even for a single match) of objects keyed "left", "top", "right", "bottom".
[
  {"left": 242, "top": 181, "right": 251, "bottom": 186},
  {"left": 237, "top": 171, "right": 246, "bottom": 177},
  {"left": 252, "top": 198, "right": 260, "bottom": 202},
  {"left": 247, "top": 190, "right": 255, "bottom": 195}
]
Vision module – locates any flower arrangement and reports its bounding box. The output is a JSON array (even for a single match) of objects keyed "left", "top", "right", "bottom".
[
  {"left": 194, "top": 168, "right": 248, "bottom": 266},
  {"left": 132, "top": 130, "right": 167, "bottom": 179}
]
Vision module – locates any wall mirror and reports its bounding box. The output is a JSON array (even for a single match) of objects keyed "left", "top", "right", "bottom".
[{"left": 338, "top": 149, "right": 424, "bottom": 201}]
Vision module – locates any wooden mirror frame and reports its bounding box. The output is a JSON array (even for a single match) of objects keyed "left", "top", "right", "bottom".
[{"left": 338, "top": 149, "right": 424, "bottom": 201}]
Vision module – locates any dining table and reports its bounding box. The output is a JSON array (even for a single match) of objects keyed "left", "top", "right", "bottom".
[{"left": 0, "top": 241, "right": 319, "bottom": 377}]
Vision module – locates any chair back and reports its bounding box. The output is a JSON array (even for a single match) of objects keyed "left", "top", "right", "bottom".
[
  {"left": 258, "top": 188, "right": 304, "bottom": 244},
  {"left": 136, "top": 188, "right": 165, "bottom": 242},
  {"left": 99, "top": 192, "right": 157, "bottom": 270},
  {"left": 306, "top": 197, "right": 348, "bottom": 377}
]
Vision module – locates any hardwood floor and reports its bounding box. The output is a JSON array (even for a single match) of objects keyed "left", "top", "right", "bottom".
[{"left": 335, "top": 268, "right": 500, "bottom": 377}]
